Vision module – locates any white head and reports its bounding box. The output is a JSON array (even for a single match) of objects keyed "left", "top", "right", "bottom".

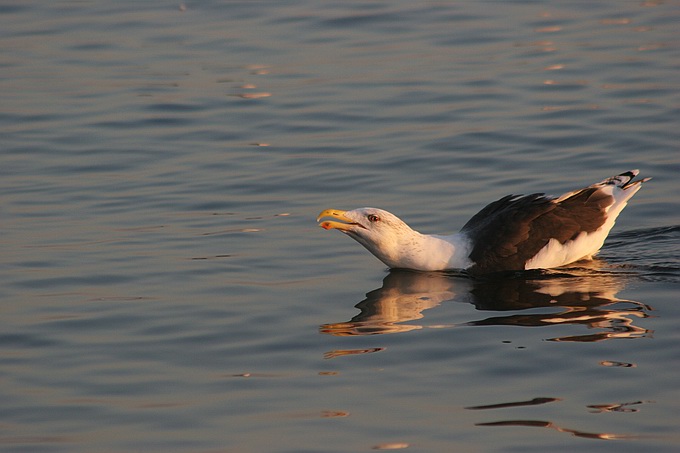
[{"left": 317, "top": 207, "right": 431, "bottom": 269}]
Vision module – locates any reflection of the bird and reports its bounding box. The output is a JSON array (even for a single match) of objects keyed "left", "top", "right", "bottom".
[
  {"left": 587, "top": 400, "right": 651, "bottom": 413},
  {"left": 320, "top": 265, "right": 652, "bottom": 341},
  {"left": 320, "top": 271, "right": 456, "bottom": 336},
  {"left": 475, "top": 419, "right": 638, "bottom": 440},
  {"left": 465, "top": 396, "right": 651, "bottom": 440}
]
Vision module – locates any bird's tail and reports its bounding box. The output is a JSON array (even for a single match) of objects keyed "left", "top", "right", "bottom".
[{"left": 597, "top": 169, "right": 651, "bottom": 190}]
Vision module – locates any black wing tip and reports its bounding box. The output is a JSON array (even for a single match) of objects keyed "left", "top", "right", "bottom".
[
  {"left": 605, "top": 170, "right": 650, "bottom": 189},
  {"left": 620, "top": 169, "right": 651, "bottom": 189},
  {"left": 619, "top": 169, "right": 639, "bottom": 179}
]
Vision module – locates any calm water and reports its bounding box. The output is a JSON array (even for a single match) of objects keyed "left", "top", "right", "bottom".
[{"left": 1, "top": 1, "right": 679, "bottom": 452}]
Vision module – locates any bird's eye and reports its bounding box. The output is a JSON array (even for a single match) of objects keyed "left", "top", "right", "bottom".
[{"left": 367, "top": 214, "right": 380, "bottom": 223}]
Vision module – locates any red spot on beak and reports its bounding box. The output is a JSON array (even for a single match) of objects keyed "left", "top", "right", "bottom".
[{"left": 320, "top": 222, "right": 331, "bottom": 230}]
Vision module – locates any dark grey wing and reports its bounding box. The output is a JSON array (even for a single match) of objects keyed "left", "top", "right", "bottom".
[
  {"left": 461, "top": 188, "right": 613, "bottom": 275},
  {"left": 461, "top": 194, "right": 555, "bottom": 274}
]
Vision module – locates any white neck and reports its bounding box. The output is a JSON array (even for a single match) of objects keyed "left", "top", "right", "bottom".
[{"left": 366, "top": 231, "right": 472, "bottom": 271}]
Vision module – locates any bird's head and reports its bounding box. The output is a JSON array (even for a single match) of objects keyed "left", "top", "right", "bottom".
[{"left": 317, "top": 207, "right": 419, "bottom": 268}]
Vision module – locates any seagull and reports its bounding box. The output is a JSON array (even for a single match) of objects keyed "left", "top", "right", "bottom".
[{"left": 317, "top": 170, "right": 650, "bottom": 275}]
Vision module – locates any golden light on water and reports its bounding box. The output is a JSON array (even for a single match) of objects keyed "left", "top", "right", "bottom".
[
  {"left": 599, "top": 18, "right": 632, "bottom": 25},
  {"left": 535, "top": 26, "right": 562, "bottom": 33},
  {"left": 372, "top": 442, "right": 410, "bottom": 450},
  {"left": 323, "top": 348, "right": 385, "bottom": 359},
  {"left": 236, "top": 92, "right": 272, "bottom": 99}
]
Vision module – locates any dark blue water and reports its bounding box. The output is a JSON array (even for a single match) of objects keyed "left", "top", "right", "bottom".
[{"left": 1, "top": 1, "right": 678, "bottom": 452}]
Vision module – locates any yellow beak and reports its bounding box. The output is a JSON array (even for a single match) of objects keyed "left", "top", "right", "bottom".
[{"left": 317, "top": 209, "right": 359, "bottom": 231}]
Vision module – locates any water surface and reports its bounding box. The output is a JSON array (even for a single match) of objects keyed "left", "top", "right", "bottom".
[{"left": 1, "top": 1, "right": 679, "bottom": 452}]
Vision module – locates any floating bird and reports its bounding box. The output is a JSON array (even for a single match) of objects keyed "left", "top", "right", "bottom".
[{"left": 317, "top": 170, "right": 650, "bottom": 275}]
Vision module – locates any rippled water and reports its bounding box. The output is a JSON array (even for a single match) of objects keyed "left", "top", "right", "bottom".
[{"left": 1, "top": 1, "right": 679, "bottom": 452}]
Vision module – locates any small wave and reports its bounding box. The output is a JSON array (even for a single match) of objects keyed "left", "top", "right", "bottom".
[
  {"left": 603, "top": 225, "right": 680, "bottom": 283},
  {"left": 609, "top": 225, "right": 680, "bottom": 241}
]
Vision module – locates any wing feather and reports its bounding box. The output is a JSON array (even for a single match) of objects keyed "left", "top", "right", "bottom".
[{"left": 462, "top": 187, "right": 613, "bottom": 274}]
